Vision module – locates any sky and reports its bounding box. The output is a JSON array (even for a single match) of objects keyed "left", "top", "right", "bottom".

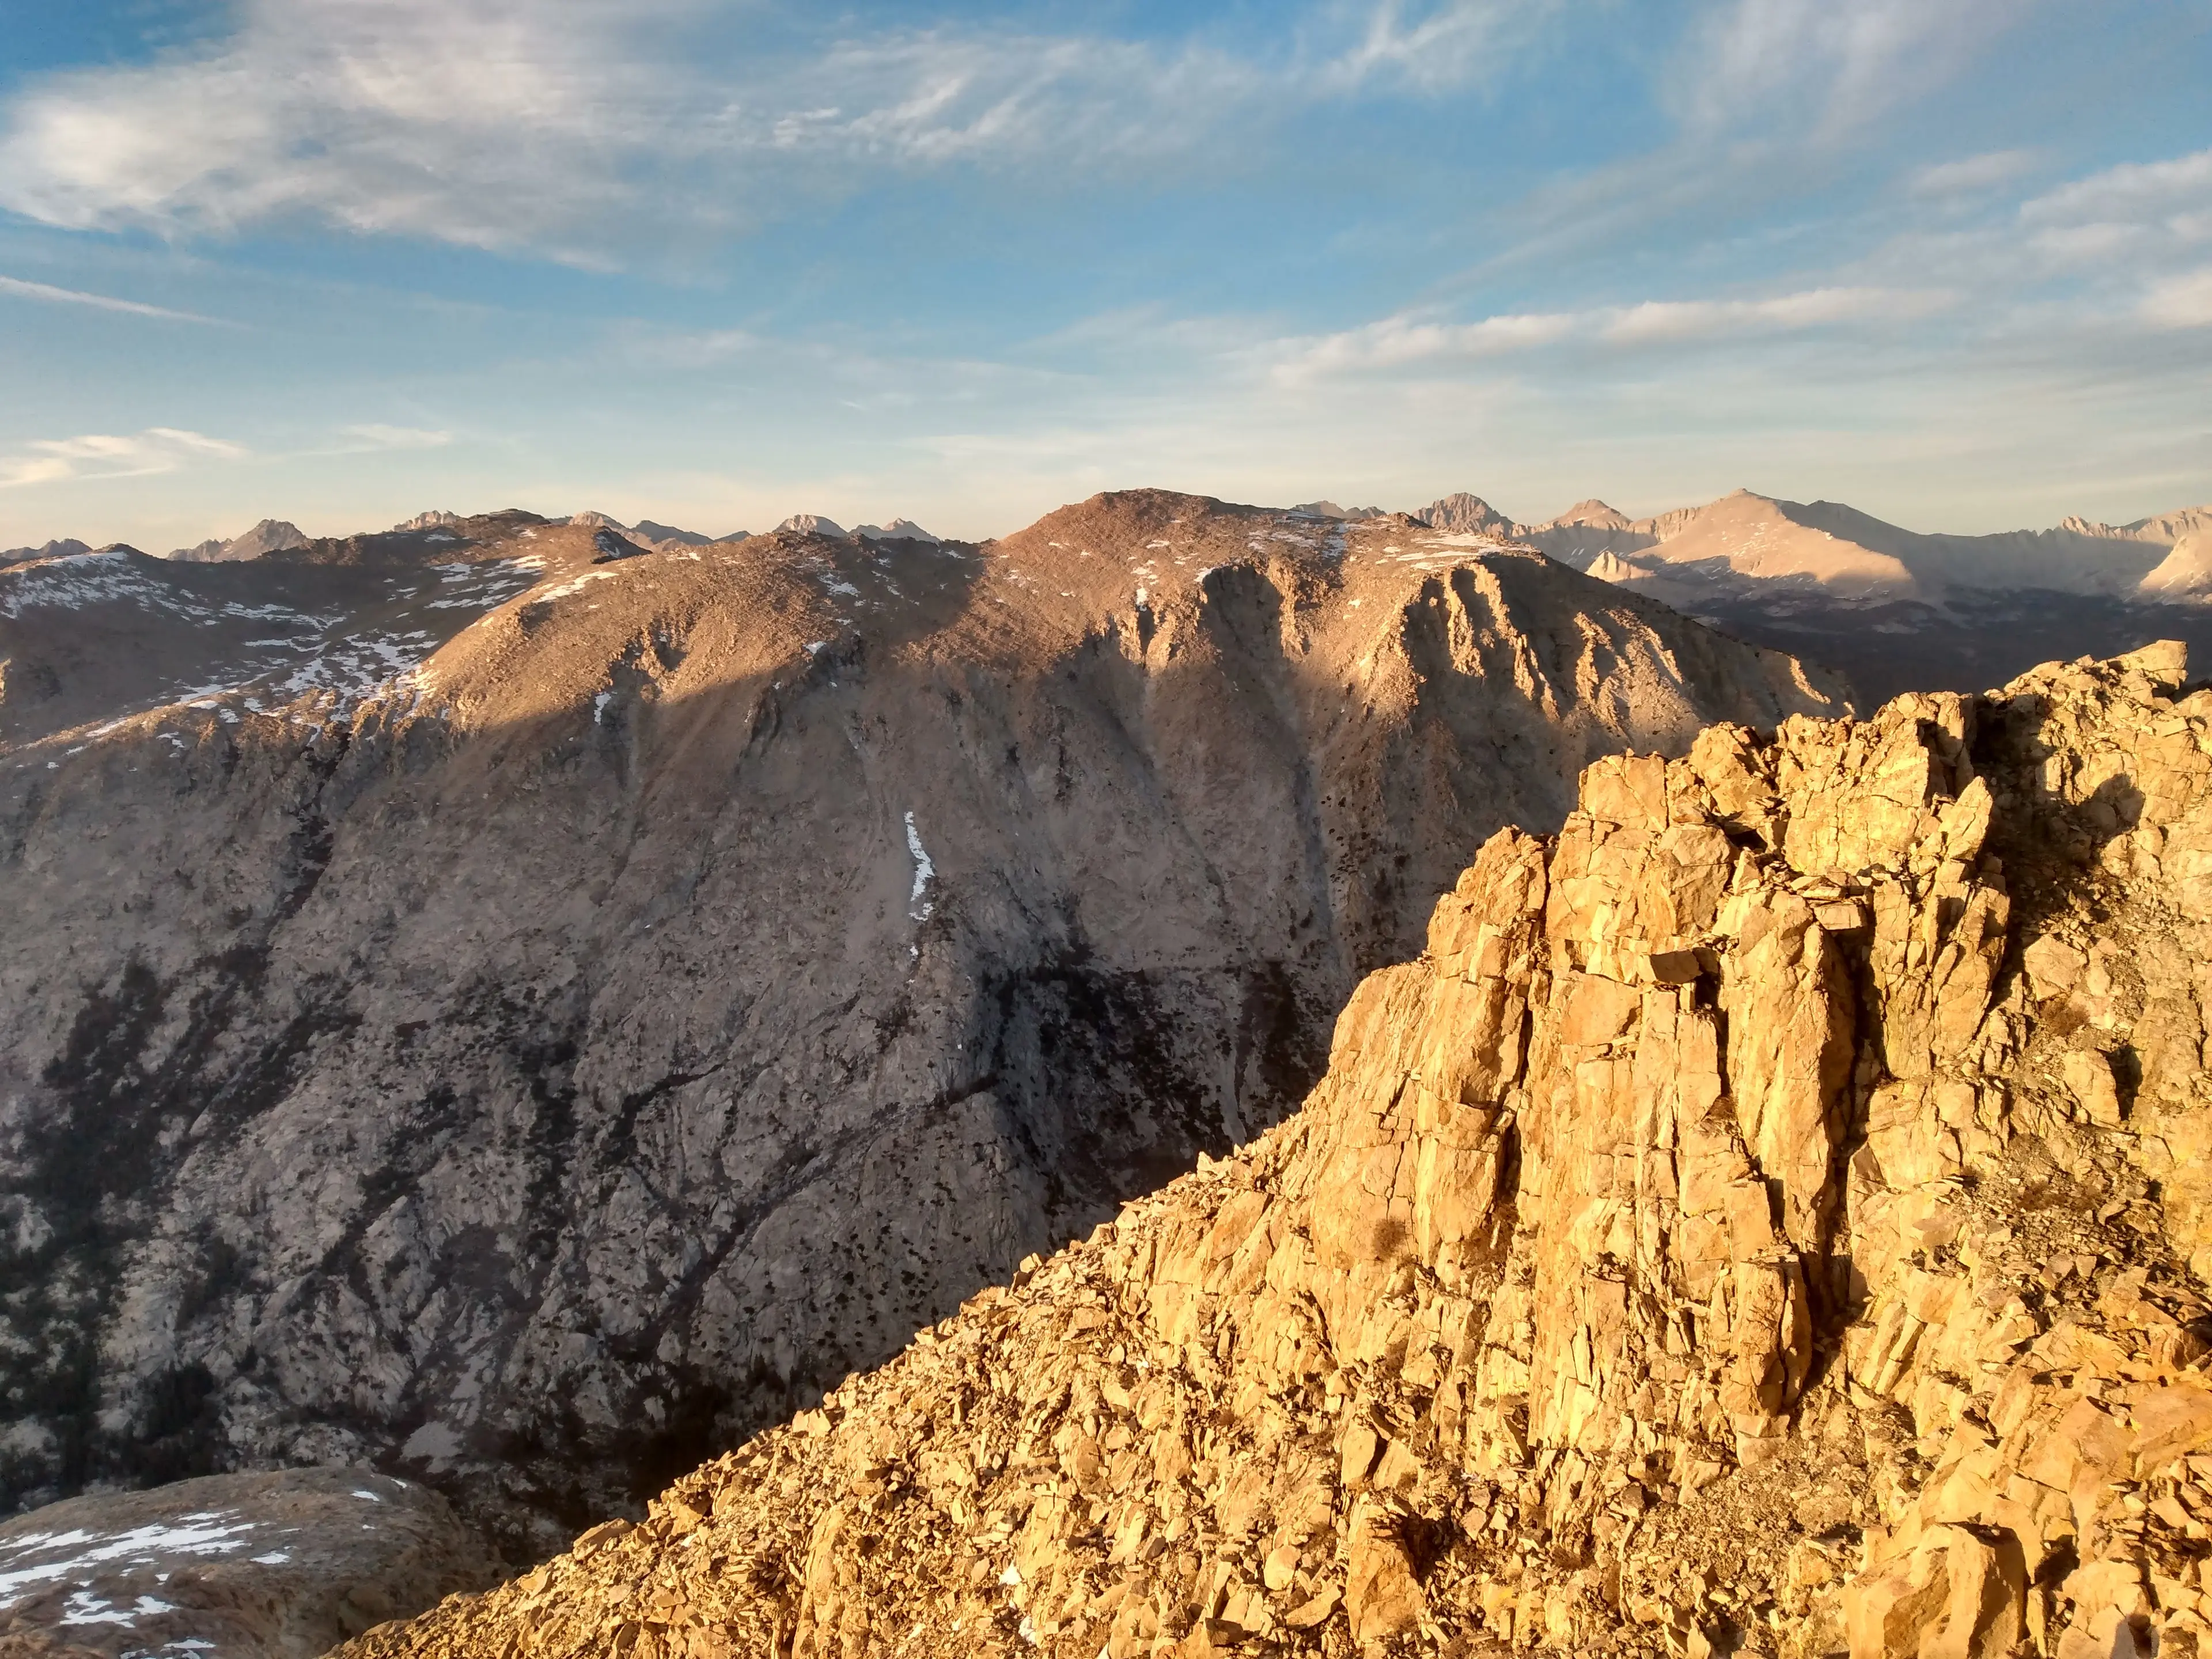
[{"left": 0, "top": 1, "right": 2209, "bottom": 551}]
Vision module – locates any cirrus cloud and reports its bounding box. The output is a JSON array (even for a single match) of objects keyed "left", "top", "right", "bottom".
[
  {"left": 0, "top": 274, "right": 233, "bottom": 325},
  {"left": 1270, "top": 284, "right": 1957, "bottom": 380},
  {"left": 0, "top": 428, "right": 248, "bottom": 491},
  {"left": 0, "top": 0, "right": 1563, "bottom": 263}
]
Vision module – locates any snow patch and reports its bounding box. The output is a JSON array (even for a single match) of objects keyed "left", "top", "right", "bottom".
[
  {"left": 0, "top": 1516, "right": 256, "bottom": 1611},
  {"left": 531, "top": 569, "right": 620, "bottom": 604},
  {"left": 903, "top": 810, "right": 935, "bottom": 922},
  {"left": 59, "top": 1590, "right": 181, "bottom": 1627}
]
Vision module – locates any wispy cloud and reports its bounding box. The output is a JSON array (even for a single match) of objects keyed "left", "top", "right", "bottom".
[
  {"left": 2024, "top": 146, "right": 2212, "bottom": 228},
  {"left": 1911, "top": 149, "right": 2040, "bottom": 195},
  {"left": 0, "top": 427, "right": 247, "bottom": 491},
  {"left": 1674, "top": 0, "right": 2032, "bottom": 140},
  {"left": 1416, "top": 0, "right": 2040, "bottom": 302},
  {"left": 0, "top": 0, "right": 1558, "bottom": 261},
  {"left": 2144, "top": 268, "right": 2212, "bottom": 329},
  {"left": 339, "top": 424, "right": 452, "bottom": 450},
  {"left": 1271, "top": 285, "right": 1957, "bottom": 379},
  {"left": 1317, "top": 0, "right": 1563, "bottom": 93},
  {"left": 2019, "top": 146, "right": 2212, "bottom": 270},
  {"left": 0, "top": 273, "right": 231, "bottom": 324},
  {"left": 1601, "top": 285, "right": 1956, "bottom": 343}
]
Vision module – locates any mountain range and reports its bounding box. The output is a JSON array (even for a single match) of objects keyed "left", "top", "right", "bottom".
[
  {"left": 1395, "top": 489, "right": 2212, "bottom": 703},
  {"left": 7, "top": 482, "right": 2212, "bottom": 1658},
  {"left": 15, "top": 488, "right": 2208, "bottom": 707},
  {"left": 0, "top": 490, "right": 1841, "bottom": 1563},
  {"left": 1398, "top": 487, "right": 2212, "bottom": 600}
]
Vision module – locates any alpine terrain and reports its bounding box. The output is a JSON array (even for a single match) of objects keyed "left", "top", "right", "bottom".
[{"left": 0, "top": 490, "right": 1845, "bottom": 1564}]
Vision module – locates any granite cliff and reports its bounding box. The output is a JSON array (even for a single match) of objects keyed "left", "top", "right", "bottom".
[
  {"left": 0, "top": 490, "right": 1843, "bottom": 1558},
  {"left": 343, "top": 641, "right": 2212, "bottom": 1659}
]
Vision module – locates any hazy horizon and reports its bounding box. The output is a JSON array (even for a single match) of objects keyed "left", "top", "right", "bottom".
[{"left": 3, "top": 2, "right": 2209, "bottom": 551}]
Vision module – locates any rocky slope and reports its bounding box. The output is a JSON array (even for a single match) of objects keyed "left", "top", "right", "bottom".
[
  {"left": 343, "top": 641, "right": 2212, "bottom": 1659},
  {"left": 0, "top": 1469, "right": 494, "bottom": 1659},
  {"left": 0, "top": 510, "right": 557, "bottom": 748},
  {"left": 0, "top": 490, "right": 1843, "bottom": 1560}
]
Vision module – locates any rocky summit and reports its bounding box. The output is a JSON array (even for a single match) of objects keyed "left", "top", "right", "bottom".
[
  {"left": 342, "top": 642, "right": 2212, "bottom": 1659},
  {"left": 0, "top": 490, "right": 1843, "bottom": 1560}
]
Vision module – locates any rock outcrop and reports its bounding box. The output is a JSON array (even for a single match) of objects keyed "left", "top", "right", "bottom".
[
  {"left": 0, "top": 491, "right": 1843, "bottom": 1558},
  {"left": 0, "top": 1469, "right": 495, "bottom": 1658},
  {"left": 343, "top": 642, "right": 2212, "bottom": 1658}
]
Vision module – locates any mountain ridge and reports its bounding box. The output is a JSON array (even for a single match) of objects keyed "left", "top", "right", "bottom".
[
  {"left": 17, "top": 490, "right": 2210, "bottom": 603},
  {"left": 0, "top": 488, "right": 1844, "bottom": 1560}
]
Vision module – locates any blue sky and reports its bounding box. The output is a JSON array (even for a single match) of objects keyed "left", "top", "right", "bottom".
[{"left": 1, "top": 1, "right": 2208, "bottom": 549}]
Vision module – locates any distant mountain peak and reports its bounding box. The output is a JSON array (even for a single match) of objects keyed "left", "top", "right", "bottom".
[
  {"left": 1414, "top": 492, "right": 1514, "bottom": 535},
  {"left": 853, "top": 518, "right": 938, "bottom": 543},
  {"left": 1290, "top": 500, "right": 1385, "bottom": 521},
  {"left": 395, "top": 510, "right": 465, "bottom": 532},
  {"left": 2138, "top": 530, "right": 2212, "bottom": 603},
  {"left": 1550, "top": 498, "right": 1632, "bottom": 529},
  {"left": 167, "top": 518, "right": 308, "bottom": 562},
  {"left": 777, "top": 513, "right": 851, "bottom": 540}
]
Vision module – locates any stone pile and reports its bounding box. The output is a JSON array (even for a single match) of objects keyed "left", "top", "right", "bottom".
[{"left": 341, "top": 642, "right": 2212, "bottom": 1658}]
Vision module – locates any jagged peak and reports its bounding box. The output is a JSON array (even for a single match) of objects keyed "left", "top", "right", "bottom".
[
  {"left": 854, "top": 517, "right": 940, "bottom": 544},
  {"left": 1548, "top": 497, "right": 1633, "bottom": 529},
  {"left": 1413, "top": 491, "right": 1513, "bottom": 534}
]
